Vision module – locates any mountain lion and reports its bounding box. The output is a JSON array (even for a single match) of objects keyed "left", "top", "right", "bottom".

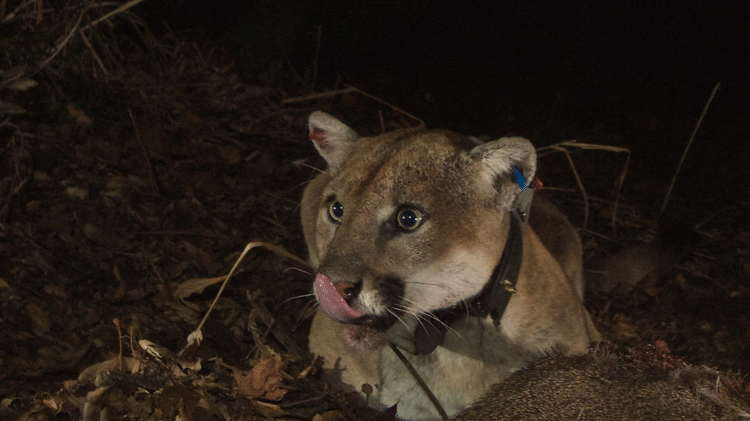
[{"left": 301, "top": 111, "right": 601, "bottom": 420}]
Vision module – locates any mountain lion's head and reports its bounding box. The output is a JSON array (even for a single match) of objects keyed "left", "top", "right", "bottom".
[{"left": 301, "top": 112, "right": 536, "bottom": 350}]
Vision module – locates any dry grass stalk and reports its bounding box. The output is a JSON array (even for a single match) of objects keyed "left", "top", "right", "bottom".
[
  {"left": 281, "top": 87, "right": 358, "bottom": 104},
  {"left": 184, "top": 241, "right": 310, "bottom": 350},
  {"left": 247, "top": 291, "right": 307, "bottom": 358},
  {"left": 127, "top": 108, "right": 160, "bottom": 194},
  {"left": 80, "top": 0, "right": 148, "bottom": 31},
  {"left": 282, "top": 83, "right": 425, "bottom": 128},
  {"left": 0, "top": 0, "right": 154, "bottom": 81},
  {"left": 659, "top": 82, "right": 721, "bottom": 217},
  {"left": 0, "top": 0, "right": 39, "bottom": 24},
  {"left": 344, "top": 83, "right": 425, "bottom": 127},
  {"left": 35, "top": 2, "right": 87, "bottom": 73},
  {"left": 538, "top": 140, "right": 631, "bottom": 234},
  {"left": 77, "top": 28, "right": 108, "bottom": 75}
]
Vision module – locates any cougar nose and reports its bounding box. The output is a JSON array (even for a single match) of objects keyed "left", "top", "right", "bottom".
[{"left": 313, "top": 273, "right": 364, "bottom": 323}]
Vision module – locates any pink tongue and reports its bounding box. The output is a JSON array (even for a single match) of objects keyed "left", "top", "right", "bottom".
[{"left": 314, "top": 273, "right": 364, "bottom": 323}]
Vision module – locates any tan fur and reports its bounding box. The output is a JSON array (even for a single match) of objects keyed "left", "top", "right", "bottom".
[
  {"left": 454, "top": 347, "right": 750, "bottom": 420},
  {"left": 302, "top": 112, "right": 600, "bottom": 420}
]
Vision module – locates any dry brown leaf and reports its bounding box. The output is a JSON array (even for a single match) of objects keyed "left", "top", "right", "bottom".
[
  {"left": 5, "top": 77, "right": 37, "bottom": 91},
  {"left": 313, "top": 410, "right": 342, "bottom": 421},
  {"left": 25, "top": 303, "right": 50, "bottom": 333},
  {"left": 218, "top": 144, "right": 243, "bottom": 165},
  {"left": 159, "top": 386, "right": 215, "bottom": 421},
  {"left": 65, "top": 186, "right": 89, "bottom": 200},
  {"left": 251, "top": 400, "right": 286, "bottom": 418},
  {"left": 234, "top": 355, "right": 288, "bottom": 401},
  {"left": 77, "top": 357, "right": 143, "bottom": 384},
  {"left": 16, "top": 403, "right": 52, "bottom": 421},
  {"left": 171, "top": 111, "right": 203, "bottom": 130},
  {"left": 638, "top": 272, "right": 661, "bottom": 297},
  {"left": 42, "top": 283, "right": 67, "bottom": 298},
  {"left": 0, "top": 99, "right": 26, "bottom": 114},
  {"left": 174, "top": 276, "right": 225, "bottom": 300},
  {"left": 615, "top": 321, "right": 639, "bottom": 341},
  {"left": 42, "top": 395, "right": 65, "bottom": 412},
  {"left": 67, "top": 104, "right": 93, "bottom": 128},
  {"left": 139, "top": 339, "right": 172, "bottom": 360}
]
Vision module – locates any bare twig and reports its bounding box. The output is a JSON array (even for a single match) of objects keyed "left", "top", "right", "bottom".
[
  {"left": 34, "top": 0, "right": 41, "bottom": 24},
  {"left": 247, "top": 308, "right": 275, "bottom": 358},
  {"left": 344, "top": 84, "right": 425, "bottom": 127},
  {"left": 127, "top": 108, "right": 161, "bottom": 195},
  {"left": 0, "top": 0, "right": 35, "bottom": 24},
  {"left": 538, "top": 141, "right": 630, "bottom": 231},
  {"left": 35, "top": 1, "right": 88, "bottom": 73},
  {"left": 539, "top": 141, "right": 629, "bottom": 154},
  {"left": 113, "top": 318, "right": 123, "bottom": 370},
  {"left": 311, "top": 25, "right": 321, "bottom": 93},
  {"left": 281, "top": 87, "right": 357, "bottom": 104},
  {"left": 546, "top": 144, "right": 591, "bottom": 235},
  {"left": 78, "top": 28, "right": 108, "bottom": 75},
  {"left": 659, "top": 83, "right": 721, "bottom": 217},
  {"left": 146, "top": 252, "right": 166, "bottom": 285},
  {"left": 391, "top": 344, "right": 450, "bottom": 421},
  {"left": 80, "top": 0, "right": 149, "bottom": 31},
  {"left": 1, "top": 118, "right": 24, "bottom": 178},
  {"left": 283, "top": 83, "right": 424, "bottom": 127},
  {"left": 550, "top": 141, "right": 631, "bottom": 232},
  {"left": 247, "top": 291, "right": 306, "bottom": 358}
]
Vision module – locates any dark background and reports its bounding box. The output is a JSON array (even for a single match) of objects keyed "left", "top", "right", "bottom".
[{"left": 154, "top": 0, "right": 749, "bottom": 220}]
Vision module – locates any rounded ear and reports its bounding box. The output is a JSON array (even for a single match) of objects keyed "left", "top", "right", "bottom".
[
  {"left": 469, "top": 136, "right": 537, "bottom": 210},
  {"left": 308, "top": 111, "right": 360, "bottom": 174}
]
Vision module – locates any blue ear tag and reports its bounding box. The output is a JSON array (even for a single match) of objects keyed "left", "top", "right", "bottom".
[
  {"left": 511, "top": 166, "right": 533, "bottom": 223},
  {"left": 511, "top": 166, "right": 527, "bottom": 191}
]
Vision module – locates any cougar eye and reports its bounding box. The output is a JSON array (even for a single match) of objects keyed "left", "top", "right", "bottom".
[
  {"left": 396, "top": 208, "right": 423, "bottom": 231},
  {"left": 328, "top": 200, "right": 344, "bottom": 223}
]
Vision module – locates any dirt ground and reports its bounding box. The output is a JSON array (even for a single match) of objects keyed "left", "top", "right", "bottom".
[{"left": 1, "top": 2, "right": 749, "bottom": 420}]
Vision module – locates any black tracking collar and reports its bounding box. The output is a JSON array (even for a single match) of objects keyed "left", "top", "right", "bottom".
[{"left": 410, "top": 211, "right": 524, "bottom": 354}]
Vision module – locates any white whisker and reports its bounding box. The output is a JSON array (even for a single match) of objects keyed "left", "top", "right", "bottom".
[
  {"left": 282, "top": 266, "right": 311, "bottom": 276},
  {"left": 296, "top": 161, "right": 326, "bottom": 174},
  {"left": 297, "top": 300, "right": 321, "bottom": 323},
  {"left": 386, "top": 308, "right": 410, "bottom": 331},
  {"left": 396, "top": 299, "right": 465, "bottom": 342},
  {"left": 283, "top": 292, "right": 314, "bottom": 302}
]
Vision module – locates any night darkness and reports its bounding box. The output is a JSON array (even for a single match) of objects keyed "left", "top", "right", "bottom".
[{"left": 160, "top": 0, "right": 749, "bottom": 218}]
